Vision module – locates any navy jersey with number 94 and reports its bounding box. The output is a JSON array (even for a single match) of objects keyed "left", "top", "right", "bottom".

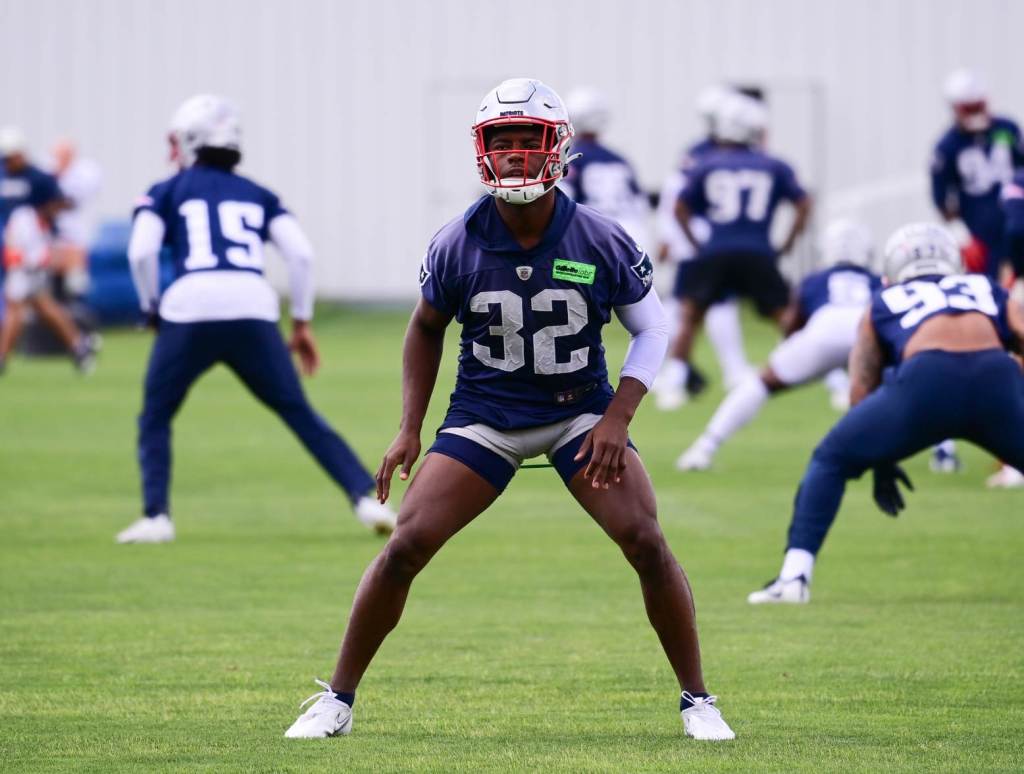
[
  {"left": 134, "top": 165, "right": 287, "bottom": 279},
  {"left": 421, "top": 190, "right": 653, "bottom": 431},
  {"left": 871, "top": 273, "right": 1013, "bottom": 365}
]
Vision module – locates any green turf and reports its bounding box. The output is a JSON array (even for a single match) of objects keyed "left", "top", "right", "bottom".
[{"left": 1, "top": 306, "right": 1022, "bottom": 772}]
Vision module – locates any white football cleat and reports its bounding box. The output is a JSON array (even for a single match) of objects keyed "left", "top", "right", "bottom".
[
  {"left": 681, "top": 693, "right": 735, "bottom": 740},
  {"left": 747, "top": 575, "right": 809, "bottom": 605},
  {"left": 116, "top": 514, "right": 175, "bottom": 544},
  {"left": 986, "top": 465, "right": 1024, "bottom": 489},
  {"left": 655, "top": 385, "right": 687, "bottom": 411},
  {"left": 355, "top": 497, "right": 397, "bottom": 535},
  {"left": 676, "top": 443, "right": 713, "bottom": 472},
  {"left": 284, "top": 679, "right": 353, "bottom": 738}
]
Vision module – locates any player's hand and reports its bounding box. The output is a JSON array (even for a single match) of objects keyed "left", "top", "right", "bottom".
[
  {"left": 574, "top": 415, "right": 629, "bottom": 490},
  {"left": 872, "top": 463, "right": 914, "bottom": 517},
  {"left": 289, "top": 320, "right": 320, "bottom": 376},
  {"left": 376, "top": 429, "right": 421, "bottom": 504}
]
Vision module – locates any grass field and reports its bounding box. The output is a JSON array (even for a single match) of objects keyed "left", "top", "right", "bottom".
[{"left": 2, "top": 305, "right": 1023, "bottom": 772}]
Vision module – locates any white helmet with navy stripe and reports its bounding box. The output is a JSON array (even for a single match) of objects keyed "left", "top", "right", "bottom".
[
  {"left": 472, "top": 78, "right": 577, "bottom": 205},
  {"left": 821, "top": 219, "right": 874, "bottom": 270},
  {"left": 883, "top": 222, "right": 962, "bottom": 283},
  {"left": 169, "top": 94, "right": 241, "bottom": 168},
  {"left": 713, "top": 92, "right": 767, "bottom": 145}
]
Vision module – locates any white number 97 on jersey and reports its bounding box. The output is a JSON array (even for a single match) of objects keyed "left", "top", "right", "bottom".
[{"left": 881, "top": 274, "right": 998, "bottom": 329}]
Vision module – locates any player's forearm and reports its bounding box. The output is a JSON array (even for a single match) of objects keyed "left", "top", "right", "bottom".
[
  {"left": 779, "top": 197, "right": 812, "bottom": 255},
  {"left": 674, "top": 200, "right": 700, "bottom": 249},
  {"left": 127, "top": 211, "right": 165, "bottom": 313},
  {"left": 398, "top": 319, "right": 445, "bottom": 433},
  {"left": 604, "top": 376, "right": 648, "bottom": 425},
  {"left": 269, "top": 215, "right": 315, "bottom": 321}
]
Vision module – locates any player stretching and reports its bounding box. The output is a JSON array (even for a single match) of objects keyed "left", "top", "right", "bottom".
[
  {"left": 285, "top": 79, "right": 735, "bottom": 741},
  {"left": 749, "top": 223, "right": 1024, "bottom": 604},
  {"left": 678, "top": 220, "right": 880, "bottom": 471},
  {"left": 671, "top": 92, "right": 812, "bottom": 392},
  {"left": 115, "top": 95, "right": 395, "bottom": 544}
]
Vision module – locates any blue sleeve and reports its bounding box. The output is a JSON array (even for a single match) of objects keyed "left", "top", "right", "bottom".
[
  {"left": 419, "top": 244, "right": 458, "bottom": 317},
  {"left": 133, "top": 181, "right": 171, "bottom": 224},
  {"left": 608, "top": 229, "right": 654, "bottom": 307},
  {"left": 930, "top": 140, "right": 956, "bottom": 213},
  {"left": 795, "top": 275, "right": 815, "bottom": 319},
  {"left": 775, "top": 161, "right": 806, "bottom": 203},
  {"left": 265, "top": 188, "right": 289, "bottom": 221},
  {"left": 1002, "top": 177, "right": 1024, "bottom": 272},
  {"left": 28, "top": 171, "right": 62, "bottom": 207},
  {"left": 680, "top": 165, "right": 707, "bottom": 215}
]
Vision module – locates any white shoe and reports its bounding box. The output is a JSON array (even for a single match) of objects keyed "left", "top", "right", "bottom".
[
  {"left": 116, "top": 514, "right": 175, "bottom": 544},
  {"left": 676, "top": 443, "right": 713, "bottom": 472},
  {"left": 355, "top": 497, "right": 397, "bottom": 535},
  {"left": 284, "top": 679, "right": 353, "bottom": 738},
  {"left": 655, "top": 385, "right": 687, "bottom": 411},
  {"left": 986, "top": 465, "right": 1024, "bottom": 489},
  {"left": 747, "top": 575, "right": 809, "bottom": 604},
  {"left": 681, "top": 693, "right": 735, "bottom": 740}
]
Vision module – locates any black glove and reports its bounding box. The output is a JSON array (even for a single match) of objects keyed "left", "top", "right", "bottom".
[{"left": 872, "top": 463, "right": 914, "bottom": 517}]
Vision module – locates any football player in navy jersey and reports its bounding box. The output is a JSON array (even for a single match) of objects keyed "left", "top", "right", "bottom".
[
  {"left": 672, "top": 92, "right": 812, "bottom": 392},
  {"left": 654, "top": 85, "right": 753, "bottom": 409},
  {"left": 286, "top": 79, "right": 735, "bottom": 742},
  {"left": 931, "top": 69, "right": 1024, "bottom": 280},
  {"left": 678, "top": 220, "right": 881, "bottom": 471},
  {"left": 748, "top": 223, "right": 1024, "bottom": 604},
  {"left": 559, "top": 87, "right": 651, "bottom": 248},
  {"left": 115, "top": 95, "right": 395, "bottom": 544}
]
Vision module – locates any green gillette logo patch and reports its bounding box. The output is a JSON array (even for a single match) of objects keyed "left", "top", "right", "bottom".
[{"left": 552, "top": 259, "right": 596, "bottom": 284}]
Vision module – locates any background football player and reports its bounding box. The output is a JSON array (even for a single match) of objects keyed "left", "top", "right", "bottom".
[
  {"left": 653, "top": 85, "right": 753, "bottom": 409},
  {"left": 285, "top": 78, "right": 735, "bottom": 742},
  {"left": 671, "top": 92, "right": 812, "bottom": 397},
  {"left": 749, "top": 223, "right": 1024, "bottom": 604},
  {"left": 678, "top": 219, "right": 880, "bottom": 471},
  {"left": 116, "top": 94, "right": 395, "bottom": 544}
]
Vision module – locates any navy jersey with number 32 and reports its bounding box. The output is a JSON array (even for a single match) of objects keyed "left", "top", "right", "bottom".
[
  {"left": 135, "top": 165, "right": 287, "bottom": 279},
  {"left": 421, "top": 190, "right": 652, "bottom": 431},
  {"left": 871, "top": 273, "right": 1013, "bottom": 365}
]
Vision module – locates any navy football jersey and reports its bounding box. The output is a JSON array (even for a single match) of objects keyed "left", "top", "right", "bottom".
[
  {"left": 560, "top": 138, "right": 643, "bottom": 212},
  {"left": 680, "top": 137, "right": 718, "bottom": 172},
  {"left": 797, "top": 265, "right": 881, "bottom": 319},
  {"left": 134, "top": 165, "right": 287, "bottom": 279},
  {"left": 421, "top": 189, "right": 653, "bottom": 431},
  {"left": 930, "top": 117, "right": 1024, "bottom": 252},
  {"left": 680, "top": 146, "right": 806, "bottom": 259},
  {"left": 0, "top": 163, "right": 61, "bottom": 250},
  {"left": 871, "top": 273, "right": 1013, "bottom": 365},
  {"left": 1002, "top": 171, "right": 1024, "bottom": 267}
]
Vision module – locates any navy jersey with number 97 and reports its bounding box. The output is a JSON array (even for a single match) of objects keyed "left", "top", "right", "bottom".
[
  {"left": 134, "top": 165, "right": 287, "bottom": 279},
  {"left": 871, "top": 273, "right": 1013, "bottom": 364}
]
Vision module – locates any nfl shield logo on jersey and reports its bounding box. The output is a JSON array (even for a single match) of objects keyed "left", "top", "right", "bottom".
[{"left": 516, "top": 266, "right": 533, "bottom": 281}]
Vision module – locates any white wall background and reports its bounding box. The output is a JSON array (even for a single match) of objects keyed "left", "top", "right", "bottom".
[{"left": 2, "top": 0, "right": 1022, "bottom": 299}]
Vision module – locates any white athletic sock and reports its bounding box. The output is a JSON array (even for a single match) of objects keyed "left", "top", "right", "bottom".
[
  {"left": 705, "top": 300, "right": 752, "bottom": 389},
  {"left": 702, "top": 375, "right": 769, "bottom": 451},
  {"left": 661, "top": 357, "right": 689, "bottom": 389},
  {"left": 780, "top": 548, "right": 815, "bottom": 582},
  {"left": 823, "top": 368, "right": 849, "bottom": 397}
]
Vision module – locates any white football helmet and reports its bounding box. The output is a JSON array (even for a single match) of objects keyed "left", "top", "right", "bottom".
[
  {"left": 713, "top": 92, "right": 767, "bottom": 145},
  {"left": 472, "top": 78, "right": 577, "bottom": 205},
  {"left": 169, "top": 94, "right": 241, "bottom": 168},
  {"left": 944, "top": 68, "right": 990, "bottom": 132},
  {"left": 883, "top": 222, "right": 962, "bottom": 284},
  {"left": 566, "top": 87, "right": 610, "bottom": 135},
  {"left": 696, "top": 84, "right": 732, "bottom": 136},
  {"left": 0, "top": 125, "right": 27, "bottom": 157},
  {"left": 820, "top": 219, "right": 874, "bottom": 270}
]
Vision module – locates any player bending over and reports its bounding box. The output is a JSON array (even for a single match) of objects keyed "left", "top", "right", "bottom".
[
  {"left": 749, "top": 222, "right": 1024, "bottom": 604},
  {"left": 678, "top": 219, "right": 880, "bottom": 471},
  {"left": 0, "top": 205, "right": 97, "bottom": 374},
  {"left": 285, "top": 79, "right": 735, "bottom": 741},
  {"left": 115, "top": 95, "right": 395, "bottom": 544}
]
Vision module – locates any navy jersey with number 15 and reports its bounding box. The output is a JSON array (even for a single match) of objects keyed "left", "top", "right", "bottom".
[
  {"left": 421, "top": 189, "right": 653, "bottom": 431},
  {"left": 134, "top": 165, "right": 288, "bottom": 279},
  {"left": 871, "top": 273, "right": 1013, "bottom": 365}
]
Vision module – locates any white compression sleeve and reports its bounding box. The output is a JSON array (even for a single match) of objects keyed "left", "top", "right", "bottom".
[
  {"left": 614, "top": 290, "right": 669, "bottom": 389},
  {"left": 127, "top": 210, "right": 165, "bottom": 313},
  {"left": 269, "top": 214, "right": 315, "bottom": 321}
]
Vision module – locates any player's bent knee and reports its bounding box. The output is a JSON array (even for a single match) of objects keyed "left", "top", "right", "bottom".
[
  {"left": 615, "top": 521, "right": 668, "bottom": 576},
  {"left": 379, "top": 530, "right": 437, "bottom": 582}
]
